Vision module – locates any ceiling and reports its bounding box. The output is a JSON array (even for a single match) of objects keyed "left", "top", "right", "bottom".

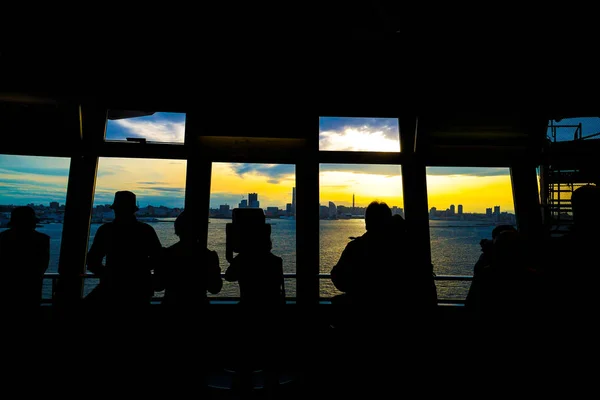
[{"left": 1, "top": 2, "right": 598, "bottom": 124}]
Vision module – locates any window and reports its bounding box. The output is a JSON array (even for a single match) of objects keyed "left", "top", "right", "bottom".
[
  {"left": 319, "top": 117, "right": 400, "bottom": 152},
  {"left": 0, "top": 154, "right": 70, "bottom": 301},
  {"left": 319, "top": 163, "right": 403, "bottom": 298},
  {"left": 85, "top": 157, "right": 187, "bottom": 296},
  {"left": 426, "top": 166, "right": 515, "bottom": 302},
  {"left": 547, "top": 117, "right": 600, "bottom": 142},
  {"left": 105, "top": 111, "right": 186, "bottom": 144},
  {"left": 209, "top": 162, "right": 296, "bottom": 299}
]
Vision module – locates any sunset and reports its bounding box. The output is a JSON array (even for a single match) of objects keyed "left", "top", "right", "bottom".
[
  {"left": 0, "top": 113, "right": 518, "bottom": 212},
  {"left": 4, "top": 8, "right": 598, "bottom": 392}
]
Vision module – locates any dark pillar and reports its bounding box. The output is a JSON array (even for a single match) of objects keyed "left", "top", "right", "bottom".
[
  {"left": 55, "top": 106, "right": 104, "bottom": 318},
  {"left": 296, "top": 123, "right": 320, "bottom": 306},
  {"left": 400, "top": 115, "right": 432, "bottom": 266},
  {"left": 510, "top": 163, "right": 543, "bottom": 239},
  {"left": 183, "top": 112, "right": 212, "bottom": 247}
]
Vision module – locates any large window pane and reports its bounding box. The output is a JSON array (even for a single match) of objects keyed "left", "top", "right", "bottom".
[
  {"left": 319, "top": 163, "right": 403, "bottom": 299},
  {"left": 0, "top": 154, "right": 70, "bottom": 301},
  {"left": 426, "top": 167, "right": 515, "bottom": 302},
  {"left": 209, "top": 162, "right": 296, "bottom": 299},
  {"left": 86, "top": 157, "right": 187, "bottom": 297},
  {"left": 319, "top": 117, "right": 401, "bottom": 152},
  {"left": 105, "top": 111, "right": 186, "bottom": 143}
]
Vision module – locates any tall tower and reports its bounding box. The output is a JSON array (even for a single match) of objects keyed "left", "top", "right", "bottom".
[
  {"left": 248, "top": 193, "right": 259, "bottom": 208},
  {"left": 352, "top": 193, "right": 355, "bottom": 210}
]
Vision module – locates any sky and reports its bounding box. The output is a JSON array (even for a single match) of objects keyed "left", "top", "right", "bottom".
[{"left": 5, "top": 113, "right": 595, "bottom": 213}]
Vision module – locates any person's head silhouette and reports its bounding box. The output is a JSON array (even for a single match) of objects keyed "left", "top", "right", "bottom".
[
  {"left": 365, "top": 201, "right": 392, "bottom": 233},
  {"left": 174, "top": 211, "right": 200, "bottom": 241},
  {"left": 7, "top": 206, "right": 38, "bottom": 231},
  {"left": 492, "top": 230, "right": 528, "bottom": 268},
  {"left": 491, "top": 224, "right": 517, "bottom": 242},
  {"left": 571, "top": 184, "right": 600, "bottom": 229},
  {"left": 109, "top": 191, "right": 139, "bottom": 219}
]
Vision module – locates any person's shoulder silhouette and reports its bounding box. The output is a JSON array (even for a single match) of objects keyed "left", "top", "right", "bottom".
[
  {"left": 157, "top": 211, "right": 222, "bottom": 307},
  {"left": 546, "top": 184, "right": 600, "bottom": 319},
  {"left": 224, "top": 215, "right": 285, "bottom": 306},
  {"left": 467, "top": 229, "right": 542, "bottom": 320},
  {"left": 331, "top": 201, "right": 392, "bottom": 296},
  {"left": 0, "top": 206, "right": 50, "bottom": 318}
]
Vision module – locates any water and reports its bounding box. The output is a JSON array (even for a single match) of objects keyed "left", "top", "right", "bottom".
[{"left": 0, "top": 219, "right": 497, "bottom": 302}]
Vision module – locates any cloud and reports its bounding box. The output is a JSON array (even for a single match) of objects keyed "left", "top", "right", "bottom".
[
  {"left": 426, "top": 167, "right": 510, "bottom": 177},
  {"left": 96, "top": 163, "right": 128, "bottom": 177},
  {"left": 210, "top": 192, "right": 247, "bottom": 209},
  {"left": 106, "top": 112, "right": 186, "bottom": 142},
  {"left": 0, "top": 177, "right": 66, "bottom": 187},
  {"left": 319, "top": 164, "right": 509, "bottom": 177},
  {"left": 97, "top": 170, "right": 117, "bottom": 178},
  {"left": 319, "top": 117, "right": 399, "bottom": 139},
  {"left": 0, "top": 178, "right": 69, "bottom": 205},
  {"left": 93, "top": 189, "right": 185, "bottom": 209},
  {"left": 0, "top": 166, "right": 70, "bottom": 177},
  {"left": 138, "top": 186, "right": 185, "bottom": 193},
  {"left": 230, "top": 163, "right": 295, "bottom": 184},
  {"left": 319, "top": 117, "right": 401, "bottom": 151},
  {"left": 320, "top": 164, "right": 402, "bottom": 176},
  {"left": 137, "top": 181, "right": 169, "bottom": 185},
  {"left": 320, "top": 184, "right": 351, "bottom": 189}
]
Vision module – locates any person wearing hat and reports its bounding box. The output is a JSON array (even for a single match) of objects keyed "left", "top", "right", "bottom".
[
  {"left": 86, "top": 191, "right": 162, "bottom": 318},
  {"left": 0, "top": 206, "right": 50, "bottom": 321}
]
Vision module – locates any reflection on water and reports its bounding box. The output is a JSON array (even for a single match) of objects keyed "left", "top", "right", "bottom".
[{"left": 2, "top": 218, "right": 498, "bottom": 302}]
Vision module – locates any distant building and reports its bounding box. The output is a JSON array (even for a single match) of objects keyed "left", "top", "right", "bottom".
[
  {"left": 429, "top": 207, "right": 437, "bottom": 219},
  {"left": 50, "top": 201, "right": 59, "bottom": 209},
  {"left": 391, "top": 206, "right": 404, "bottom": 217},
  {"left": 292, "top": 187, "right": 296, "bottom": 215},
  {"left": 266, "top": 206, "right": 279, "bottom": 217},
  {"left": 486, "top": 207, "right": 493, "bottom": 217},
  {"left": 449, "top": 204, "right": 455, "bottom": 216},
  {"left": 319, "top": 205, "right": 329, "bottom": 219},
  {"left": 458, "top": 204, "right": 463, "bottom": 215},
  {"left": 249, "top": 193, "right": 259, "bottom": 208},
  {"left": 239, "top": 199, "right": 247, "bottom": 208},
  {"left": 328, "top": 201, "right": 337, "bottom": 219}
]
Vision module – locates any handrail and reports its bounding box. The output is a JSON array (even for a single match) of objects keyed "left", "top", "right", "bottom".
[
  {"left": 42, "top": 272, "right": 473, "bottom": 280},
  {"left": 41, "top": 272, "right": 473, "bottom": 304}
]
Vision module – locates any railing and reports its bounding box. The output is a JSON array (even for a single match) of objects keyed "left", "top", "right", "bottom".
[{"left": 41, "top": 272, "right": 473, "bottom": 305}]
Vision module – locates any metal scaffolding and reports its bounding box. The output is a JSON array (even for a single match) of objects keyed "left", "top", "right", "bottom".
[{"left": 540, "top": 121, "right": 596, "bottom": 237}]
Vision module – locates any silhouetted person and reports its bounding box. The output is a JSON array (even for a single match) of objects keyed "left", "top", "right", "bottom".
[
  {"left": 0, "top": 206, "right": 49, "bottom": 322},
  {"left": 225, "top": 226, "right": 285, "bottom": 307},
  {"left": 545, "top": 184, "right": 600, "bottom": 321},
  {"left": 154, "top": 211, "right": 222, "bottom": 316},
  {"left": 330, "top": 201, "right": 437, "bottom": 328},
  {"left": 465, "top": 230, "right": 542, "bottom": 320},
  {"left": 86, "top": 191, "right": 162, "bottom": 320},
  {"left": 224, "top": 209, "right": 285, "bottom": 396},
  {"left": 472, "top": 224, "right": 518, "bottom": 275}
]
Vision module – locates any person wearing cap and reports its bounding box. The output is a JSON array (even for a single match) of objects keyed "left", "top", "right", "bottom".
[
  {"left": 0, "top": 206, "right": 50, "bottom": 321},
  {"left": 86, "top": 191, "right": 162, "bottom": 317}
]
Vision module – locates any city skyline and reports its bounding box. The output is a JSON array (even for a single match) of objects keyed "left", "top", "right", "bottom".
[{"left": 8, "top": 113, "right": 588, "bottom": 213}]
